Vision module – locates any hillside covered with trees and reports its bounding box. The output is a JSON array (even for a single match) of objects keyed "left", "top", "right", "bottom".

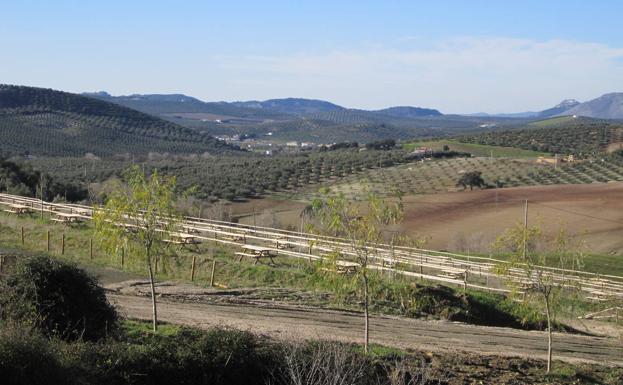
[
  {"left": 0, "top": 158, "right": 87, "bottom": 201},
  {"left": 0, "top": 85, "right": 238, "bottom": 157},
  {"left": 457, "top": 117, "right": 621, "bottom": 157},
  {"left": 29, "top": 148, "right": 413, "bottom": 201}
]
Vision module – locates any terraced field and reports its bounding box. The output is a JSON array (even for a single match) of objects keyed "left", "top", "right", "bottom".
[
  {"left": 300, "top": 157, "right": 535, "bottom": 199},
  {"left": 304, "top": 154, "right": 623, "bottom": 200}
]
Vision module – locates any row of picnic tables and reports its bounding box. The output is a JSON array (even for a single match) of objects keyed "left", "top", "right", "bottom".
[
  {"left": 2, "top": 194, "right": 623, "bottom": 299},
  {"left": 2, "top": 201, "right": 87, "bottom": 225}
]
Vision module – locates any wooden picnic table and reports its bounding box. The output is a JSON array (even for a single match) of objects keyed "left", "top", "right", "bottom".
[
  {"left": 164, "top": 232, "right": 201, "bottom": 245},
  {"left": 335, "top": 260, "right": 360, "bottom": 274},
  {"left": 4, "top": 204, "right": 32, "bottom": 215},
  {"left": 237, "top": 245, "right": 278, "bottom": 264},
  {"left": 181, "top": 225, "right": 200, "bottom": 234},
  {"left": 51, "top": 212, "right": 85, "bottom": 224},
  {"left": 437, "top": 267, "right": 467, "bottom": 280}
]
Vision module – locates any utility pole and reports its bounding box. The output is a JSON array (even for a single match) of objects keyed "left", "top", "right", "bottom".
[
  {"left": 522, "top": 199, "right": 528, "bottom": 258},
  {"left": 495, "top": 188, "right": 499, "bottom": 210}
]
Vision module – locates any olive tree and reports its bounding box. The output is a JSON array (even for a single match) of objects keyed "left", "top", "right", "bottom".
[
  {"left": 93, "top": 166, "right": 180, "bottom": 331},
  {"left": 309, "top": 189, "right": 403, "bottom": 353},
  {"left": 456, "top": 171, "right": 486, "bottom": 191}
]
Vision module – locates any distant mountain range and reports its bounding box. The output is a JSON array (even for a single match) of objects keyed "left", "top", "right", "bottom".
[
  {"left": 85, "top": 93, "right": 461, "bottom": 142},
  {"left": 469, "top": 93, "right": 623, "bottom": 120},
  {"left": 87, "top": 91, "right": 623, "bottom": 122},
  {"left": 86, "top": 93, "right": 443, "bottom": 118},
  {"left": 558, "top": 93, "right": 623, "bottom": 119},
  {"left": 3, "top": 84, "right": 622, "bottom": 157}
]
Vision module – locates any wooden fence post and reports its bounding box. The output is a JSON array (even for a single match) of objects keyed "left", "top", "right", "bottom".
[
  {"left": 90, "top": 238, "right": 93, "bottom": 260},
  {"left": 61, "top": 233, "right": 65, "bottom": 255},
  {"left": 190, "top": 255, "right": 197, "bottom": 281},
  {"left": 210, "top": 260, "right": 216, "bottom": 287},
  {"left": 46, "top": 230, "right": 50, "bottom": 252},
  {"left": 121, "top": 247, "right": 125, "bottom": 267},
  {"left": 21, "top": 227, "right": 24, "bottom": 245},
  {"left": 0, "top": 255, "right": 4, "bottom": 273}
]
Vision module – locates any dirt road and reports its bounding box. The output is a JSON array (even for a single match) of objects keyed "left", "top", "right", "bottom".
[{"left": 109, "top": 293, "right": 623, "bottom": 366}]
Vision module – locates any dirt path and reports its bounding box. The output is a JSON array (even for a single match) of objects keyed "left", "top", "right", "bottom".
[{"left": 108, "top": 292, "right": 623, "bottom": 367}]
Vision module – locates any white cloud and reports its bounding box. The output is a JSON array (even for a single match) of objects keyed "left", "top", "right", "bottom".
[{"left": 213, "top": 37, "right": 623, "bottom": 113}]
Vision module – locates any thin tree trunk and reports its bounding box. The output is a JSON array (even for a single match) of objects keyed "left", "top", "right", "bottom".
[
  {"left": 147, "top": 248, "right": 158, "bottom": 332},
  {"left": 363, "top": 271, "right": 369, "bottom": 354},
  {"left": 544, "top": 294, "right": 552, "bottom": 373}
]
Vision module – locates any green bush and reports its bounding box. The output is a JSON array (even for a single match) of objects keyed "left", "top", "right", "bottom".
[
  {"left": 0, "top": 325, "right": 66, "bottom": 385},
  {"left": 58, "top": 326, "right": 278, "bottom": 385},
  {"left": 0, "top": 256, "right": 118, "bottom": 341}
]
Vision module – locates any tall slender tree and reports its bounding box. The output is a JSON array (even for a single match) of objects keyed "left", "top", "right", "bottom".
[
  {"left": 94, "top": 166, "right": 180, "bottom": 332},
  {"left": 309, "top": 188, "right": 403, "bottom": 353},
  {"left": 494, "top": 224, "right": 583, "bottom": 372}
]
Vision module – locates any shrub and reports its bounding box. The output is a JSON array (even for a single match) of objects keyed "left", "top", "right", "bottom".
[
  {"left": 275, "top": 341, "right": 371, "bottom": 385},
  {"left": 0, "top": 256, "right": 118, "bottom": 341},
  {"left": 0, "top": 325, "right": 66, "bottom": 385},
  {"left": 60, "top": 326, "right": 277, "bottom": 385}
]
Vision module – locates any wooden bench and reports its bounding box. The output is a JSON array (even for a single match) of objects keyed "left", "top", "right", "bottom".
[
  {"left": 585, "top": 296, "right": 608, "bottom": 302},
  {"left": 163, "top": 239, "right": 186, "bottom": 245},
  {"left": 235, "top": 252, "right": 257, "bottom": 262},
  {"left": 437, "top": 267, "right": 466, "bottom": 280},
  {"left": 275, "top": 241, "right": 293, "bottom": 249},
  {"left": 223, "top": 234, "right": 245, "bottom": 242}
]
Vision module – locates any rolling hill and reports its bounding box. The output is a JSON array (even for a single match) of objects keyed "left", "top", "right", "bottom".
[
  {"left": 457, "top": 117, "right": 620, "bottom": 157},
  {"left": 558, "top": 93, "right": 623, "bottom": 119},
  {"left": 0, "top": 85, "right": 238, "bottom": 157},
  {"left": 375, "top": 106, "right": 442, "bottom": 118},
  {"left": 536, "top": 99, "right": 580, "bottom": 118},
  {"left": 231, "top": 97, "right": 344, "bottom": 115},
  {"left": 490, "top": 93, "right": 623, "bottom": 120}
]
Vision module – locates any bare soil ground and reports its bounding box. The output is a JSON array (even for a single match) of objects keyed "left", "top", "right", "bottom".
[
  {"left": 229, "top": 198, "right": 307, "bottom": 228},
  {"left": 235, "top": 183, "right": 623, "bottom": 256},
  {"left": 399, "top": 182, "right": 623, "bottom": 255},
  {"left": 105, "top": 280, "right": 623, "bottom": 367}
]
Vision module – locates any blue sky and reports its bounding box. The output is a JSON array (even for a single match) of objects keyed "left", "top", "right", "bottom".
[{"left": 2, "top": 1, "right": 622, "bottom": 113}]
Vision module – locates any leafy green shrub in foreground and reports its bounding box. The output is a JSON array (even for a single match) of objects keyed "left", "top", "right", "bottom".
[
  {"left": 0, "top": 325, "right": 66, "bottom": 385},
  {"left": 0, "top": 256, "right": 118, "bottom": 341}
]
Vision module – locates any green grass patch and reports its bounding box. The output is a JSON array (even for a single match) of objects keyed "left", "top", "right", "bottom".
[
  {"left": 403, "top": 139, "right": 549, "bottom": 158},
  {"left": 528, "top": 116, "right": 577, "bottom": 128},
  {"left": 122, "top": 319, "right": 182, "bottom": 338}
]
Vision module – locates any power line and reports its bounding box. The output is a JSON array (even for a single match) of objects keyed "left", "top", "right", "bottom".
[
  {"left": 529, "top": 202, "right": 623, "bottom": 226},
  {"left": 402, "top": 199, "right": 623, "bottom": 225}
]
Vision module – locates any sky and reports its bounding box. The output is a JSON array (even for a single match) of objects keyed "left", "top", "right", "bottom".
[{"left": 2, "top": 1, "right": 623, "bottom": 113}]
